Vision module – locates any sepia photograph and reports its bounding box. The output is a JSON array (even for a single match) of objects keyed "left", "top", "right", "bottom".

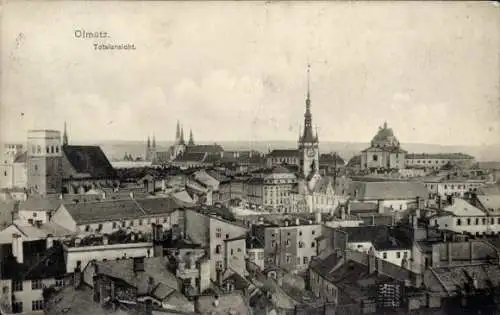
[{"left": 0, "top": 1, "right": 499, "bottom": 315}]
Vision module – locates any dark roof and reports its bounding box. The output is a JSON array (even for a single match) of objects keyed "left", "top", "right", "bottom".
[
  {"left": 185, "top": 144, "right": 224, "bottom": 154},
  {"left": 63, "top": 145, "right": 117, "bottom": 178},
  {"left": 347, "top": 155, "right": 361, "bottom": 167},
  {"left": 341, "top": 225, "right": 412, "bottom": 250},
  {"left": 319, "top": 153, "right": 345, "bottom": 166},
  {"left": 406, "top": 153, "right": 474, "bottom": 160},
  {"left": 13, "top": 151, "right": 27, "bottom": 163},
  {"left": 1, "top": 242, "right": 66, "bottom": 280},
  {"left": 347, "top": 181, "right": 428, "bottom": 200},
  {"left": 267, "top": 149, "right": 300, "bottom": 158},
  {"left": 174, "top": 152, "right": 206, "bottom": 162},
  {"left": 61, "top": 197, "right": 185, "bottom": 224}
]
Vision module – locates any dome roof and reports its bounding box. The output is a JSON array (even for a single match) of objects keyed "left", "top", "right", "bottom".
[{"left": 371, "top": 121, "right": 400, "bottom": 148}]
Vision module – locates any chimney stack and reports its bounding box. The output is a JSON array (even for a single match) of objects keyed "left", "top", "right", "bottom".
[{"left": 133, "top": 256, "right": 145, "bottom": 273}]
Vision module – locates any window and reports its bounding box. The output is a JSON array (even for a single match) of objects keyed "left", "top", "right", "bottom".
[
  {"left": 55, "top": 279, "right": 64, "bottom": 287},
  {"left": 97, "top": 224, "right": 103, "bottom": 231},
  {"left": 396, "top": 252, "right": 401, "bottom": 258},
  {"left": 46, "top": 146, "right": 50, "bottom": 154},
  {"left": 12, "top": 302, "right": 23, "bottom": 313},
  {"left": 286, "top": 255, "right": 291, "bottom": 263},
  {"left": 31, "top": 280, "right": 42, "bottom": 290},
  {"left": 216, "top": 233, "right": 221, "bottom": 238},
  {"left": 226, "top": 234, "right": 229, "bottom": 239},
  {"left": 51, "top": 146, "right": 55, "bottom": 154},
  {"left": 33, "top": 212, "right": 37, "bottom": 218},
  {"left": 32, "top": 300, "right": 44, "bottom": 311},
  {"left": 373, "top": 155, "right": 378, "bottom": 161},
  {"left": 215, "top": 245, "right": 221, "bottom": 254},
  {"left": 55, "top": 146, "right": 59, "bottom": 153},
  {"left": 230, "top": 249, "right": 234, "bottom": 255},
  {"left": 237, "top": 248, "right": 242, "bottom": 252},
  {"left": 139, "top": 219, "right": 143, "bottom": 226},
  {"left": 85, "top": 225, "right": 90, "bottom": 232},
  {"left": 467, "top": 218, "right": 471, "bottom": 225},
  {"left": 3, "top": 171, "right": 6, "bottom": 176},
  {"left": 312, "top": 230, "right": 316, "bottom": 235},
  {"left": 31, "top": 145, "right": 36, "bottom": 154},
  {"left": 12, "top": 280, "right": 23, "bottom": 292},
  {"left": 299, "top": 242, "right": 304, "bottom": 248},
  {"left": 122, "top": 221, "right": 126, "bottom": 227},
  {"left": 456, "top": 219, "right": 462, "bottom": 226},
  {"left": 303, "top": 256, "right": 309, "bottom": 264},
  {"left": 311, "top": 242, "right": 315, "bottom": 248},
  {"left": 383, "top": 252, "right": 387, "bottom": 259}
]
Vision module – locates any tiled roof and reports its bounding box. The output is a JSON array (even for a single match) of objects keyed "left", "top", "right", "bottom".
[
  {"left": 347, "top": 181, "right": 428, "bottom": 200},
  {"left": 63, "top": 145, "right": 117, "bottom": 178},
  {"left": 196, "top": 292, "right": 251, "bottom": 315},
  {"left": 174, "top": 152, "right": 206, "bottom": 162},
  {"left": 406, "top": 153, "right": 474, "bottom": 160},
  {"left": 477, "top": 195, "right": 500, "bottom": 212},
  {"left": 92, "top": 257, "right": 179, "bottom": 295},
  {"left": 341, "top": 226, "right": 412, "bottom": 250},
  {"left": 19, "top": 196, "right": 70, "bottom": 211},
  {"left": 267, "top": 149, "right": 300, "bottom": 158},
  {"left": 185, "top": 144, "right": 224, "bottom": 154},
  {"left": 428, "top": 264, "right": 500, "bottom": 295},
  {"left": 443, "top": 198, "right": 486, "bottom": 216},
  {"left": 61, "top": 197, "right": 184, "bottom": 224},
  {"left": 1, "top": 242, "right": 66, "bottom": 280}
]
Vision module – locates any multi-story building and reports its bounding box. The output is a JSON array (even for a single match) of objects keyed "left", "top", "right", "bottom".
[
  {"left": 0, "top": 144, "right": 27, "bottom": 190},
  {"left": 252, "top": 217, "right": 322, "bottom": 271},
  {"left": 184, "top": 209, "right": 248, "bottom": 282},
  {"left": 423, "top": 177, "right": 486, "bottom": 198},
  {"left": 242, "top": 166, "right": 297, "bottom": 212},
  {"left": 360, "top": 122, "right": 407, "bottom": 172},
  {"left": 51, "top": 197, "right": 184, "bottom": 235},
  {"left": 405, "top": 153, "right": 475, "bottom": 170}
]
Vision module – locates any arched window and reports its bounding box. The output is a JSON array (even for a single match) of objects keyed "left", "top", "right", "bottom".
[
  {"left": 55, "top": 146, "right": 59, "bottom": 153},
  {"left": 37, "top": 145, "right": 41, "bottom": 154},
  {"left": 215, "top": 245, "right": 221, "bottom": 254},
  {"left": 31, "top": 145, "right": 36, "bottom": 154},
  {"left": 51, "top": 146, "right": 54, "bottom": 153}
]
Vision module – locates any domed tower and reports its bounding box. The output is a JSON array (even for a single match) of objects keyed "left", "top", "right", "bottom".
[{"left": 26, "top": 130, "right": 63, "bottom": 196}]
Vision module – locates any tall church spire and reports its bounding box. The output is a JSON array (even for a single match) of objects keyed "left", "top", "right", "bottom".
[
  {"left": 152, "top": 134, "right": 156, "bottom": 148},
  {"left": 301, "top": 64, "right": 315, "bottom": 144},
  {"left": 188, "top": 129, "right": 195, "bottom": 146},
  {"left": 180, "top": 126, "right": 185, "bottom": 145},
  {"left": 147, "top": 136, "right": 151, "bottom": 148},
  {"left": 176, "top": 121, "right": 181, "bottom": 144},
  {"left": 63, "top": 121, "right": 69, "bottom": 146}
]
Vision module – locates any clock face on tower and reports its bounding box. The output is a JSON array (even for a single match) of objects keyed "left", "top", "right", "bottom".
[{"left": 307, "top": 149, "right": 315, "bottom": 157}]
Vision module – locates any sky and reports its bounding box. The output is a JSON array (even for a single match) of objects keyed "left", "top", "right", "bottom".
[{"left": 1, "top": 1, "right": 499, "bottom": 146}]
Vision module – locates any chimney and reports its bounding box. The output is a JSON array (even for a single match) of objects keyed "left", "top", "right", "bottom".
[
  {"left": 130, "top": 192, "right": 134, "bottom": 199},
  {"left": 74, "top": 266, "right": 83, "bottom": 289},
  {"left": 284, "top": 220, "right": 289, "bottom": 227},
  {"left": 46, "top": 234, "right": 54, "bottom": 249},
  {"left": 315, "top": 211, "right": 322, "bottom": 224},
  {"left": 295, "top": 218, "right": 300, "bottom": 225},
  {"left": 377, "top": 200, "right": 384, "bottom": 214},
  {"left": 102, "top": 234, "right": 109, "bottom": 245},
  {"left": 133, "top": 256, "right": 145, "bottom": 273}
]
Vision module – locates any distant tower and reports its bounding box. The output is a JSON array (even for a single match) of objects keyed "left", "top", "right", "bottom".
[
  {"left": 63, "top": 121, "right": 69, "bottom": 146},
  {"left": 188, "top": 129, "right": 195, "bottom": 146},
  {"left": 298, "top": 64, "right": 320, "bottom": 178},
  {"left": 151, "top": 134, "right": 157, "bottom": 163},
  {"left": 175, "top": 121, "right": 181, "bottom": 144},
  {"left": 146, "top": 136, "right": 151, "bottom": 161},
  {"left": 27, "top": 130, "right": 63, "bottom": 196},
  {"left": 179, "top": 126, "right": 185, "bottom": 145}
]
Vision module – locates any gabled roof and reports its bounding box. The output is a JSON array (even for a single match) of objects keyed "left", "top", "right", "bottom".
[
  {"left": 185, "top": 144, "right": 224, "bottom": 154},
  {"left": 348, "top": 181, "right": 428, "bottom": 200},
  {"left": 63, "top": 145, "right": 117, "bottom": 178},
  {"left": 477, "top": 195, "right": 500, "bottom": 212},
  {"left": 443, "top": 198, "right": 486, "bottom": 216},
  {"left": 173, "top": 152, "right": 206, "bottom": 163},
  {"left": 267, "top": 149, "right": 300, "bottom": 158},
  {"left": 60, "top": 197, "right": 184, "bottom": 225},
  {"left": 319, "top": 153, "right": 345, "bottom": 166}
]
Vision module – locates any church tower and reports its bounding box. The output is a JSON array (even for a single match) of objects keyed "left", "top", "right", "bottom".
[
  {"left": 63, "top": 121, "right": 69, "bottom": 146},
  {"left": 27, "top": 130, "right": 63, "bottom": 196},
  {"left": 188, "top": 129, "right": 195, "bottom": 146},
  {"left": 298, "top": 64, "right": 319, "bottom": 178},
  {"left": 151, "top": 134, "right": 157, "bottom": 163},
  {"left": 146, "top": 136, "right": 151, "bottom": 161},
  {"left": 175, "top": 121, "right": 181, "bottom": 145},
  {"left": 179, "top": 126, "right": 185, "bottom": 145}
]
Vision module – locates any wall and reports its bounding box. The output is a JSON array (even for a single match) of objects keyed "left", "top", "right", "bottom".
[
  {"left": 51, "top": 205, "right": 78, "bottom": 232},
  {"left": 184, "top": 210, "right": 210, "bottom": 245},
  {"left": 376, "top": 249, "right": 411, "bottom": 268},
  {"left": 18, "top": 210, "right": 49, "bottom": 224},
  {"left": 247, "top": 248, "right": 264, "bottom": 270},
  {"left": 208, "top": 217, "right": 247, "bottom": 282},
  {"left": 430, "top": 241, "right": 498, "bottom": 267},
  {"left": 430, "top": 214, "right": 500, "bottom": 236},
  {"left": 7, "top": 278, "right": 58, "bottom": 313},
  {"left": 225, "top": 238, "right": 247, "bottom": 276},
  {"left": 64, "top": 242, "right": 153, "bottom": 273}
]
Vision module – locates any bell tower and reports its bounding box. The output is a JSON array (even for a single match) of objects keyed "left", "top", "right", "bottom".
[
  {"left": 27, "top": 130, "right": 63, "bottom": 196},
  {"left": 298, "top": 64, "right": 319, "bottom": 178}
]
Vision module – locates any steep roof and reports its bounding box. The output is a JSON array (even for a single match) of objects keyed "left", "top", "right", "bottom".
[
  {"left": 63, "top": 145, "right": 117, "bottom": 178},
  {"left": 267, "top": 149, "right": 301, "bottom": 158},
  {"left": 13, "top": 151, "right": 27, "bottom": 163},
  {"left": 348, "top": 181, "right": 428, "bottom": 200},
  {"left": 185, "top": 144, "right": 224, "bottom": 154},
  {"left": 174, "top": 152, "right": 206, "bottom": 163},
  {"left": 319, "top": 153, "right": 345, "bottom": 166}
]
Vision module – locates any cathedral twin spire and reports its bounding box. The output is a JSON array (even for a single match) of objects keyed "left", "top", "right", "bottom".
[{"left": 175, "top": 120, "right": 194, "bottom": 146}]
